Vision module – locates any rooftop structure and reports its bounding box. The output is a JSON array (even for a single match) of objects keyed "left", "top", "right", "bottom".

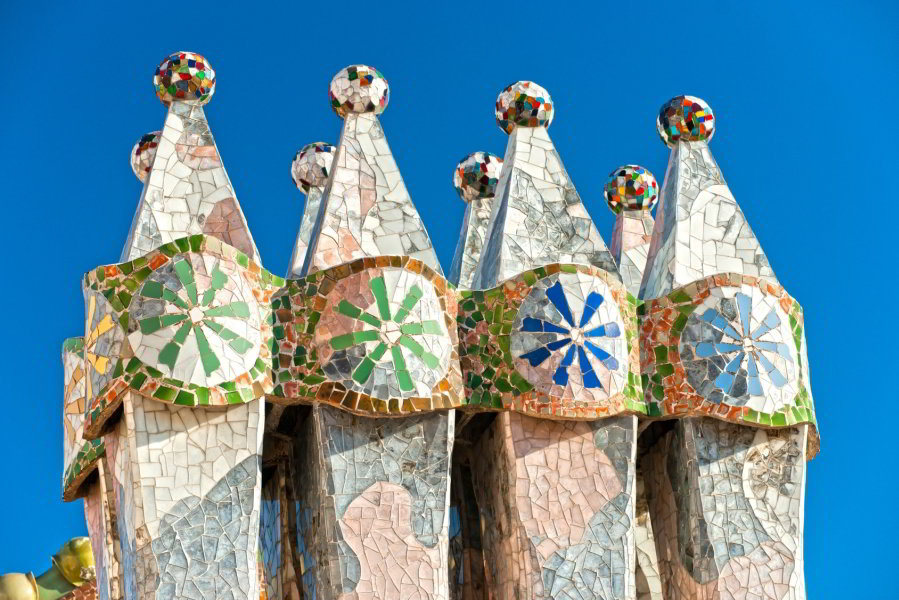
[{"left": 60, "top": 53, "right": 818, "bottom": 600}]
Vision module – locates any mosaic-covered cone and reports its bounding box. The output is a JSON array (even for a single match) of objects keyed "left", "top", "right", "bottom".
[
  {"left": 288, "top": 143, "right": 335, "bottom": 278},
  {"left": 638, "top": 98, "right": 817, "bottom": 453},
  {"left": 640, "top": 130, "right": 776, "bottom": 300},
  {"left": 302, "top": 67, "right": 441, "bottom": 275},
  {"left": 448, "top": 151, "right": 503, "bottom": 288},
  {"left": 472, "top": 84, "right": 617, "bottom": 289},
  {"left": 122, "top": 95, "right": 260, "bottom": 264}
]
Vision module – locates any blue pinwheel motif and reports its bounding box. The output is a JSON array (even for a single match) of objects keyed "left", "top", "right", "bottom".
[
  {"left": 679, "top": 288, "right": 798, "bottom": 411},
  {"left": 512, "top": 275, "right": 627, "bottom": 392}
]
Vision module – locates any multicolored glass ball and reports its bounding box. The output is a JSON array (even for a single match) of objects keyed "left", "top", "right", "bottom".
[
  {"left": 657, "top": 95, "right": 715, "bottom": 146},
  {"left": 291, "top": 142, "right": 336, "bottom": 193},
  {"left": 604, "top": 165, "right": 658, "bottom": 214},
  {"left": 130, "top": 131, "right": 161, "bottom": 183},
  {"left": 329, "top": 65, "right": 389, "bottom": 118},
  {"left": 453, "top": 152, "right": 503, "bottom": 202},
  {"left": 495, "top": 81, "right": 554, "bottom": 134},
  {"left": 154, "top": 52, "right": 216, "bottom": 106}
]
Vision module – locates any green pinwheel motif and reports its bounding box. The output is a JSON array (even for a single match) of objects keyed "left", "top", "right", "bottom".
[
  {"left": 128, "top": 254, "right": 261, "bottom": 386},
  {"left": 328, "top": 274, "right": 448, "bottom": 394}
]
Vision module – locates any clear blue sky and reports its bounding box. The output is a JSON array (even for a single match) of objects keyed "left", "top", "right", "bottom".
[{"left": 1, "top": 1, "right": 895, "bottom": 596}]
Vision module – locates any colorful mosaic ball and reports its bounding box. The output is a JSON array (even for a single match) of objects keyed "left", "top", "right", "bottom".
[
  {"left": 657, "top": 95, "right": 715, "bottom": 146},
  {"left": 604, "top": 165, "right": 658, "bottom": 214},
  {"left": 154, "top": 51, "right": 216, "bottom": 106},
  {"left": 453, "top": 152, "right": 503, "bottom": 202},
  {"left": 495, "top": 81, "right": 554, "bottom": 134},
  {"left": 329, "top": 65, "right": 389, "bottom": 118},
  {"left": 291, "top": 142, "right": 336, "bottom": 192},
  {"left": 130, "top": 131, "right": 161, "bottom": 183}
]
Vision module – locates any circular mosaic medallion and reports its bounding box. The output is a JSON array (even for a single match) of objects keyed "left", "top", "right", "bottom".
[
  {"left": 127, "top": 254, "right": 262, "bottom": 387},
  {"left": 320, "top": 268, "right": 452, "bottom": 399},
  {"left": 511, "top": 272, "right": 628, "bottom": 398},
  {"left": 678, "top": 285, "right": 799, "bottom": 413}
]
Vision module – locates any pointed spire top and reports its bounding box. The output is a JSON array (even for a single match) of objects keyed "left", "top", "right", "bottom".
[
  {"left": 453, "top": 151, "right": 503, "bottom": 203},
  {"left": 287, "top": 143, "right": 336, "bottom": 278},
  {"left": 329, "top": 65, "right": 389, "bottom": 118},
  {"left": 121, "top": 51, "right": 259, "bottom": 263},
  {"left": 130, "top": 131, "right": 161, "bottom": 182},
  {"left": 472, "top": 80, "right": 617, "bottom": 287},
  {"left": 604, "top": 165, "right": 658, "bottom": 214},
  {"left": 641, "top": 94, "right": 778, "bottom": 299},
  {"left": 302, "top": 65, "right": 441, "bottom": 274},
  {"left": 291, "top": 142, "right": 336, "bottom": 193},
  {"left": 495, "top": 81, "right": 554, "bottom": 134},
  {"left": 449, "top": 152, "right": 503, "bottom": 287},
  {"left": 154, "top": 51, "right": 216, "bottom": 106},
  {"left": 657, "top": 95, "right": 715, "bottom": 147}
]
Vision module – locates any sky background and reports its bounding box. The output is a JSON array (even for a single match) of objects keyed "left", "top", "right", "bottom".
[{"left": 1, "top": 1, "right": 896, "bottom": 596}]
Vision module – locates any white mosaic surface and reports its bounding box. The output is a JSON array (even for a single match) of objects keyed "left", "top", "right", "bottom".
[
  {"left": 644, "top": 419, "right": 808, "bottom": 600},
  {"left": 640, "top": 142, "right": 777, "bottom": 300},
  {"left": 289, "top": 143, "right": 335, "bottom": 278},
  {"left": 122, "top": 102, "right": 259, "bottom": 263},
  {"left": 107, "top": 393, "right": 263, "bottom": 600},
  {"left": 473, "top": 125, "right": 617, "bottom": 288},
  {"left": 448, "top": 196, "right": 493, "bottom": 289},
  {"left": 610, "top": 211, "right": 655, "bottom": 297},
  {"left": 303, "top": 111, "right": 441, "bottom": 275}
]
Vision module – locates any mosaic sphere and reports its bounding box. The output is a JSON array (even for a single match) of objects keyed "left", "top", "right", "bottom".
[
  {"left": 657, "top": 95, "right": 715, "bottom": 146},
  {"left": 604, "top": 165, "right": 658, "bottom": 214},
  {"left": 329, "top": 65, "right": 389, "bottom": 118},
  {"left": 453, "top": 152, "right": 503, "bottom": 203},
  {"left": 154, "top": 51, "right": 216, "bottom": 106},
  {"left": 495, "top": 81, "right": 554, "bottom": 134},
  {"left": 130, "top": 131, "right": 161, "bottom": 183},
  {"left": 291, "top": 142, "right": 336, "bottom": 192}
]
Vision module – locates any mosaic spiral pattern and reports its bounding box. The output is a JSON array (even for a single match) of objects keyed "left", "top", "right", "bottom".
[
  {"left": 657, "top": 95, "right": 715, "bottom": 146},
  {"left": 511, "top": 272, "right": 628, "bottom": 397},
  {"left": 291, "top": 142, "right": 336, "bottom": 192},
  {"left": 453, "top": 151, "right": 503, "bottom": 202},
  {"left": 329, "top": 65, "right": 389, "bottom": 118},
  {"left": 604, "top": 164, "right": 658, "bottom": 213},
  {"left": 495, "top": 81, "right": 554, "bottom": 134},
  {"left": 154, "top": 51, "right": 216, "bottom": 105},
  {"left": 130, "top": 131, "right": 161, "bottom": 183},
  {"left": 678, "top": 285, "right": 799, "bottom": 413},
  {"left": 127, "top": 253, "right": 262, "bottom": 387}
]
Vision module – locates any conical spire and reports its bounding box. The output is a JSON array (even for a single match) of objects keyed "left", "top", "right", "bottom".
[
  {"left": 472, "top": 81, "right": 617, "bottom": 288},
  {"left": 301, "top": 65, "right": 441, "bottom": 275},
  {"left": 640, "top": 96, "right": 777, "bottom": 299},
  {"left": 605, "top": 165, "right": 659, "bottom": 296},
  {"left": 122, "top": 52, "right": 259, "bottom": 263},
  {"left": 448, "top": 151, "right": 502, "bottom": 288},
  {"left": 287, "top": 142, "right": 336, "bottom": 278}
]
